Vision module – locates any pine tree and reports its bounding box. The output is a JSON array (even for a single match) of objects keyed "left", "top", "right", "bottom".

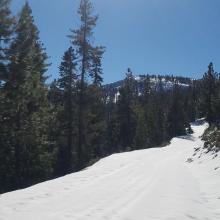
[
  {"left": 134, "top": 106, "right": 150, "bottom": 149},
  {"left": 0, "top": 0, "right": 14, "bottom": 56},
  {"left": 48, "top": 79, "right": 63, "bottom": 107},
  {"left": 117, "top": 69, "right": 138, "bottom": 151},
  {"left": 85, "top": 43, "right": 106, "bottom": 160},
  {"left": 156, "top": 77, "right": 168, "bottom": 143},
  {"left": 185, "top": 80, "right": 197, "bottom": 122},
  {"left": 55, "top": 47, "right": 77, "bottom": 175},
  {"left": 69, "top": 0, "right": 99, "bottom": 168},
  {"left": 134, "top": 76, "right": 152, "bottom": 148},
  {"left": 87, "top": 84, "right": 106, "bottom": 160},
  {"left": 202, "top": 62, "right": 218, "bottom": 123},
  {"left": 105, "top": 92, "right": 120, "bottom": 154},
  {"left": 0, "top": 2, "right": 51, "bottom": 192},
  {"left": 167, "top": 82, "right": 189, "bottom": 137},
  {"left": 90, "top": 46, "right": 105, "bottom": 85},
  {"left": 0, "top": 0, "right": 14, "bottom": 82}
]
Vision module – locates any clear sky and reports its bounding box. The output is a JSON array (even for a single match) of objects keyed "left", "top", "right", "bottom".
[{"left": 11, "top": 0, "right": 220, "bottom": 83}]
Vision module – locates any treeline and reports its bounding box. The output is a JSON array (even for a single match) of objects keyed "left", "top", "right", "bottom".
[{"left": 0, "top": 0, "right": 220, "bottom": 194}]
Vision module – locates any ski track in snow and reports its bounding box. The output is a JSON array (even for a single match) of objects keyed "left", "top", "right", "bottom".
[{"left": 0, "top": 122, "right": 220, "bottom": 220}]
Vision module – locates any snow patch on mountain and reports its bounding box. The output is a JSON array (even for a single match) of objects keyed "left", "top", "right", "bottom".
[{"left": 104, "top": 74, "right": 191, "bottom": 103}]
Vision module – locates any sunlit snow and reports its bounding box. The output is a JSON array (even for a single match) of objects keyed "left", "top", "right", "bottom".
[{"left": 0, "top": 121, "right": 219, "bottom": 220}]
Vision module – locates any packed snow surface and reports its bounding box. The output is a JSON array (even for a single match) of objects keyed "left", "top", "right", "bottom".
[{"left": 0, "top": 121, "right": 220, "bottom": 220}]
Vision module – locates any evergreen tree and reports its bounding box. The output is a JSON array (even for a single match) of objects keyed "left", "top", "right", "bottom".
[
  {"left": 69, "top": 0, "right": 99, "bottom": 168},
  {"left": 167, "top": 82, "right": 189, "bottom": 137},
  {"left": 185, "top": 80, "right": 197, "bottom": 122},
  {"left": 90, "top": 46, "right": 105, "bottom": 85},
  {"left": 55, "top": 47, "right": 78, "bottom": 175},
  {"left": 0, "top": 0, "right": 14, "bottom": 82},
  {"left": 202, "top": 62, "right": 218, "bottom": 123},
  {"left": 135, "top": 76, "right": 152, "bottom": 148},
  {"left": 107, "top": 112, "right": 120, "bottom": 153},
  {"left": 117, "top": 69, "right": 138, "bottom": 151},
  {"left": 48, "top": 79, "right": 63, "bottom": 107},
  {"left": 134, "top": 106, "right": 149, "bottom": 149},
  {"left": 87, "top": 84, "right": 106, "bottom": 160},
  {"left": 156, "top": 77, "right": 168, "bottom": 143},
  {"left": 87, "top": 44, "right": 106, "bottom": 160},
  {"left": 0, "top": 2, "right": 51, "bottom": 192},
  {"left": 0, "top": 0, "right": 14, "bottom": 56},
  {"left": 105, "top": 93, "right": 120, "bottom": 154}
]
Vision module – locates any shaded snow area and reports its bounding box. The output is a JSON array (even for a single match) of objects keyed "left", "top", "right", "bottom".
[{"left": 1, "top": 122, "right": 220, "bottom": 220}]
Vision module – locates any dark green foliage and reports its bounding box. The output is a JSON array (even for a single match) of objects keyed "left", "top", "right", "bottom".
[
  {"left": 105, "top": 70, "right": 192, "bottom": 153},
  {"left": 203, "top": 124, "right": 220, "bottom": 153},
  {"left": 68, "top": 0, "right": 98, "bottom": 169},
  {"left": 185, "top": 80, "right": 197, "bottom": 122},
  {"left": 198, "top": 63, "right": 220, "bottom": 153},
  {"left": 0, "top": 0, "right": 14, "bottom": 60},
  {"left": 167, "top": 82, "right": 190, "bottom": 138},
  {"left": 134, "top": 107, "right": 150, "bottom": 149},
  {"left": 105, "top": 100, "right": 120, "bottom": 153},
  {"left": 49, "top": 0, "right": 106, "bottom": 175},
  {"left": 201, "top": 63, "right": 219, "bottom": 123},
  {"left": 53, "top": 47, "right": 78, "bottom": 175},
  {"left": 117, "top": 69, "right": 138, "bottom": 151},
  {"left": 90, "top": 46, "right": 105, "bottom": 85},
  {"left": 0, "top": 2, "right": 52, "bottom": 193},
  {"left": 87, "top": 84, "right": 106, "bottom": 159},
  {"left": 0, "top": 0, "right": 14, "bottom": 84},
  {"left": 67, "top": 0, "right": 105, "bottom": 170}
]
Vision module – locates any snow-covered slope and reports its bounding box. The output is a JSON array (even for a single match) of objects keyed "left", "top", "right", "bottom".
[
  {"left": 104, "top": 75, "right": 191, "bottom": 103},
  {"left": 0, "top": 122, "right": 220, "bottom": 220}
]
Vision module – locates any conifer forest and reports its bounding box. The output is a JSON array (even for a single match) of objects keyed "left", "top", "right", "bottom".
[{"left": 0, "top": 0, "right": 220, "bottom": 196}]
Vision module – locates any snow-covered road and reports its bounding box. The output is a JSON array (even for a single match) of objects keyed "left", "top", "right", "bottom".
[{"left": 0, "top": 122, "right": 220, "bottom": 220}]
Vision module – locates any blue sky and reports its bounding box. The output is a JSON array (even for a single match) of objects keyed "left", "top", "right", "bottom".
[{"left": 11, "top": 0, "right": 220, "bottom": 83}]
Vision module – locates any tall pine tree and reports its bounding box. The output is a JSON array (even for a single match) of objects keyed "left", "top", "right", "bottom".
[
  {"left": 167, "top": 81, "right": 189, "bottom": 137},
  {"left": 55, "top": 47, "right": 78, "bottom": 175},
  {"left": 87, "top": 45, "right": 106, "bottom": 160},
  {"left": 69, "top": 0, "right": 99, "bottom": 168},
  {"left": 202, "top": 62, "right": 218, "bottom": 123},
  {"left": 0, "top": 0, "right": 14, "bottom": 82},
  {"left": 90, "top": 46, "right": 105, "bottom": 85},
  {"left": 117, "top": 69, "right": 138, "bottom": 151},
  {"left": 0, "top": 2, "right": 51, "bottom": 192}
]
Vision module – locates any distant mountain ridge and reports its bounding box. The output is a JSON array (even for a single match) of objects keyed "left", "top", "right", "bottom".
[{"left": 103, "top": 74, "right": 192, "bottom": 102}]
